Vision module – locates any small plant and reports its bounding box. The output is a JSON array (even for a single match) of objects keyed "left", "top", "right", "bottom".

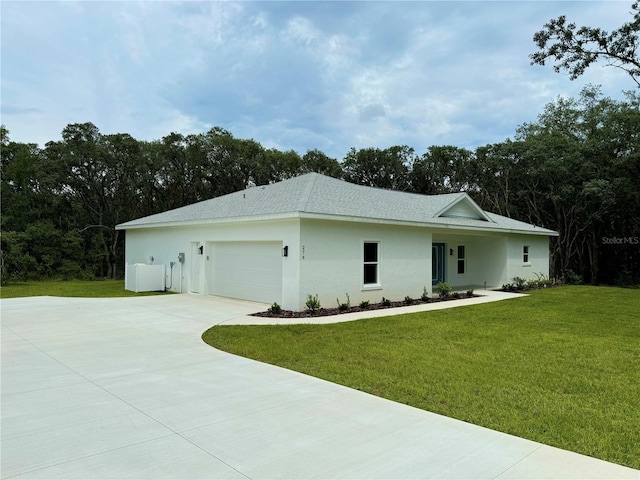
[
  {"left": 359, "top": 300, "right": 370, "bottom": 308},
  {"left": 564, "top": 270, "right": 583, "bottom": 285},
  {"left": 269, "top": 302, "right": 282, "bottom": 314},
  {"left": 336, "top": 293, "right": 351, "bottom": 312},
  {"left": 512, "top": 277, "right": 527, "bottom": 291},
  {"left": 305, "top": 293, "right": 321, "bottom": 314},
  {"left": 535, "top": 272, "right": 553, "bottom": 288},
  {"left": 404, "top": 295, "right": 414, "bottom": 305},
  {"left": 466, "top": 289, "right": 474, "bottom": 297},
  {"left": 381, "top": 297, "right": 392, "bottom": 307},
  {"left": 436, "top": 282, "right": 452, "bottom": 298},
  {"left": 452, "top": 292, "right": 461, "bottom": 299},
  {"left": 421, "top": 286, "right": 430, "bottom": 302},
  {"left": 337, "top": 301, "right": 349, "bottom": 311}
]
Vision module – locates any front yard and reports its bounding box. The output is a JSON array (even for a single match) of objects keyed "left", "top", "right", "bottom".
[
  {"left": 203, "top": 286, "right": 640, "bottom": 469},
  {"left": 0, "top": 279, "right": 170, "bottom": 298}
]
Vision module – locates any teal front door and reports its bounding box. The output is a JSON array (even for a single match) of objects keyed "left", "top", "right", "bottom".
[{"left": 432, "top": 243, "right": 445, "bottom": 285}]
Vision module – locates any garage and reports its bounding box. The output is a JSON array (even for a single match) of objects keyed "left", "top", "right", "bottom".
[{"left": 207, "top": 241, "right": 283, "bottom": 304}]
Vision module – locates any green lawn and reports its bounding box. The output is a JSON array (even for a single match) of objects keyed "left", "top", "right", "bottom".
[
  {"left": 203, "top": 286, "right": 640, "bottom": 469},
  {"left": 0, "top": 279, "right": 170, "bottom": 299}
]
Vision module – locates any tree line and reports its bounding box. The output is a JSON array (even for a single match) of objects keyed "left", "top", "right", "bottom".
[{"left": 1, "top": 86, "right": 639, "bottom": 285}]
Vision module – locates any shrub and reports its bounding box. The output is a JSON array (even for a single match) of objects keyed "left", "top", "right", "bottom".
[
  {"left": 452, "top": 292, "right": 461, "bottom": 299},
  {"left": 530, "top": 272, "right": 543, "bottom": 289},
  {"left": 512, "top": 277, "right": 527, "bottom": 290},
  {"left": 269, "top": 302, "right": 282, "bottom": 314},
  {"left": 436, "top": 282, "right": 452, "bottom": 298},
  {"left": 305, "top": 293, "right": 321, "bottom": 314},
  {"left": 466, "top": 289, "right": 474, "bottom": 297},
  {"left": 614, "top": 269, "right": 638, "bottom": 287},
  {"left": 564, "top": 270, "right": 583, "bottom": 285},
  {"left": 337, "top": 293, "right": 351, "bottom": 312},
  {"left": 381, "top": 297, "right": 392, "bottom": 307},
  {"left": 359, "top": 300, "right": 370, "bottom": 308},
  {"left": 404, "top": 295, "right": 414, "bottom": 305},
  {"left": 421, "top": 286, "right": 430, "bottom": 302}
]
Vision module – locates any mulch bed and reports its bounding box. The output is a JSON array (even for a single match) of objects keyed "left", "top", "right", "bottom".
[{"left": 252, "top": 292, "right": 479, "bottom": 318}]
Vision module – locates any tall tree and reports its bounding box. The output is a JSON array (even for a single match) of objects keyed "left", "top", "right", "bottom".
[
  {"left": 474, "top": 86, "right": 640, "bottom": 284},
  {"left": 300, "top": 149, "right": 342, "bottom": 178},
  {"left": 473, "top": 141, "right": 522, "bottom": 218},
  {"left": 1, "top": 127, "right": 84, "bottom": 280},
  {"left": 412, "top": 146, "right": 475, "bottom": 195},
  {"left": 342, "top": 146, "right": 414, "bottom": 190},
  {"left": 43, "top": 123, "right": 142, "bottom": 278},
  {"left": 530, "top": 2, "right": 640, "bottom": 87}
]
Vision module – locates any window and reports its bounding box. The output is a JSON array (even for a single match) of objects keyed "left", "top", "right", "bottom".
[
  {"left": 457, "top": 245, "right": 466, "bottom": 274},
  {"left": 363, "top": 242, "right": 379, "bottom": 285},
  {"left": 523, "top": 245, "right": 530, "bottom": 263}
]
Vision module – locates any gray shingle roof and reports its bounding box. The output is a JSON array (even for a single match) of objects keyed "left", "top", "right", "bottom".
[{"left": 116, "top": 173, "right": 557, "bottom": 236}]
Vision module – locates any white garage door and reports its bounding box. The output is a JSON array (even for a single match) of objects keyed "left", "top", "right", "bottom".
[{"left": 208, "top": 241, "right": 282, "bottom": 304}]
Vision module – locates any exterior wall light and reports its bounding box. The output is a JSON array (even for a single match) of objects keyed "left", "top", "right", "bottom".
[{"left": 282, "top": 246, "right": 288, "bottom": 257}]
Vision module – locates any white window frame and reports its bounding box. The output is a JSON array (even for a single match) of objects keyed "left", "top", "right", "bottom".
[
  {"left": 523, "top": 245, "right": 530, "bottom": 265},
  {"left": 457, "top": 245, "right": 466, "bottom": 275},
  {"left": 362, "top": 241, "right": 381, "bottom": 290}
]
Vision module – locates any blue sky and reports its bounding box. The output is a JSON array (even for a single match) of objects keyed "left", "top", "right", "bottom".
[{"left": 1, "top": 1, "right": 634, "bottom": 160}]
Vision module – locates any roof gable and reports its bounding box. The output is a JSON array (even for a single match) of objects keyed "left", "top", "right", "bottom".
[{"left": 435, "top": 194, "right": 493, "bottom": 222}]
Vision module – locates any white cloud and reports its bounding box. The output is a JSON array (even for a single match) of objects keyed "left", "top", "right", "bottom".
[
  {"left": 1, "top": 0, "right": 635, "bottom": 159},
  {"left": 118, "top": 10, "right": 150, "bottom": 64},
  {"left": 176, "top": 2, "right": 244, "bottom": 45},
  {"left": 284, "top": 16, "right": 320, "bottom": 45},
  {"left": 149, "top": 109, "right": 212, "bottom": 139}
]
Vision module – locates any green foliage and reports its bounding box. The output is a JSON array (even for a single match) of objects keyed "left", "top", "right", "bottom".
[
  {"left": 503, "top": 274, "right": 562, "bottom": 292},
  {"left": 301, "top": 149, "right": 342, "bottom": 178},
  {"left": 0, "top": 123, "right": 341, "bottom": 282},
  {"left": 381, "top": 297, "right": 392, "bottom": 307},
  {"left": 436, "top": 282, "right": 452, "bottom": 298},
  {"left": 411, "top": 145, "right": 475, "bottom": 194},
  {"left": 204, "top": 286, "right": 640, "bottom": 469},
  {"left": 475, "top": 87, "right": 640, "bottom": 284},
  {"left": 3, "top": 84, "right": 640, "bottom": 288},
  {"left": 404, "top": 295, "right": 414, "bottom": 304},
  {"left": 0, "top": 223, "right": 84, "bottom": 282},
  {"left": 305, "top": 294, "right": 321, "bottom": 314},
  {"left": 421, "top": 286, "right": 430, "bottom": 302},
  {"left": 530, "top": 2, "right": 640, "bottom": 87},
  {"left": 359, "top": 300, "right": 370, "bottom": 308},
  {"left": 614, "top": 269, "right": 639, "bottom": 287},
  {"left": 564, "top": 270, "right": 583, "bottom": 285},
  {"left": 336, "top": 293, "right": 351, "bottom": 312},
  {"left": 269, "top": 302, "right": 282, "bottom": 314},
  {"left": 342, "top": 146, "right": 414, "bottom": 191},
  {"left": 466, "top": 289, "right": 474, "bottom": 296},
  {"left": 528, "top": 272, "right": 555, "bottom": 289}
]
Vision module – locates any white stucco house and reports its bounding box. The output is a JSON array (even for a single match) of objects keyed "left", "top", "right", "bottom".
[{"left": 116, "top": 173, "right": 558, "bottom": 310}]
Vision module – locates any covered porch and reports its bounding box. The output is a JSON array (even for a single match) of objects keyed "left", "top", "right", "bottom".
[{"left": 431, "top": 232, "right": 507, "bottom": 291}]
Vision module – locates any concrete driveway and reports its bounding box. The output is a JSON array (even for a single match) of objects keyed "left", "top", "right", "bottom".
[{"left": 1, "top": 294, "right": 637, "bottom": 479}]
